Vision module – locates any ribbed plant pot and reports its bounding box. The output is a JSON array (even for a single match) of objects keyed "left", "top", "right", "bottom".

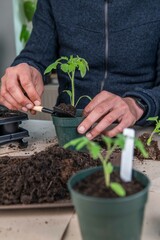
[
  {"left": 52, "top": 109, "right": 84, "bottom": 149},
  {"left": 67, "top": 166, "right": 150, "bottom": 240}
]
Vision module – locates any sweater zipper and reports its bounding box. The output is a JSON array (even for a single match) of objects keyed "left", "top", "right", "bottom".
[{"left": 101, "top": 1, "right": 108, "bottom": 91}]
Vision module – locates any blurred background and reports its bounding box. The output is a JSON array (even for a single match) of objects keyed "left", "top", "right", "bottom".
[
  {"left": 0, "top": 0, "right": 58, "bottom": 120},
  {"left": 0, "top": 0, "right": 16, "bottom": 77}
]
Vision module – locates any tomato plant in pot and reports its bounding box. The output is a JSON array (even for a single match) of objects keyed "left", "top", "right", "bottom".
[
  {"left": 64, "top": 131, "right": 150, "bottom": 240},
  {"left": 44, "top": 55, "right": 91, "bottom": 148}
]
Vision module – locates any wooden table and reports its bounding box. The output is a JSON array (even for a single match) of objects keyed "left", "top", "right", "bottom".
[{"left": 0, "top": 120, "right": 159, "bottom": 240}]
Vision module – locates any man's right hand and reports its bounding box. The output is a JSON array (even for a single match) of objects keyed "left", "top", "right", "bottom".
[{"left": 0, "top": 63, "right": 44, "bottom": 112}]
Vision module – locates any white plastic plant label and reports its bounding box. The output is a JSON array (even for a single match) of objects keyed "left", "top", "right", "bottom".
[{"left": 120, "top": 128, "right": 135, "bottom": 182}]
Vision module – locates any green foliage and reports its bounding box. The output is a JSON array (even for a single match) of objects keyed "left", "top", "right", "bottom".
[
  {"left": 64, "top": 134, "right": 148, "bottom": 197},
  {"left": 44, "top": 55, "right": 91, "bottom": 107},
  {"left": 24, "top": 1, "right": 36, "bottom": 21},
  {"left": 146, "top": 116, "right": 160, "bottom": 146},
  {"left": 20, "top": 24, "right": 30, "bottom": 43},
  {"left": 20, "top": 0, "right": 37, "bottom": 45}
]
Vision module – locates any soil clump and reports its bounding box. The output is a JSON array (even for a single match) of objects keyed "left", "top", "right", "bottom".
[{"left": 0, "top": 145, "right": 99, "bottom": 205}]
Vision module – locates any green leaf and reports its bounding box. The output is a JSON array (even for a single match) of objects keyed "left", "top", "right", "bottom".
[
  {"left": 61, "top": 64, "right": 69, "bottom": 73},
  {"left": 147, "top": 116, "right": 158, "bottom": 122},
  {"left": 78, "top": 62, "right": 86, "bottom": 78},
  {"left": 58, "top": 56, "right": 68, "bottom": 61},
  {"left": 63, "top": 90, "right": 72, "bottom": 103},
  {"left": 83, "top": 59, "right": 89, "bottom": 70},
  {"left": 101, "top": 136, "right": 113, "bottom": 148},
  {"left": 87, "top": 142, "right": 101, "bottom": 159},
  {"left": 63, "top": 90, "right": 72, "bottom": 102},
  {"left": 114, "top": 134, "right": 126, "bottom": 149},
  {"left": 24, "top": 1, "right": 36, "bottom": 22},
  {"left": 110, "top": 182, "right": 126, "bottom": 197},
  {"left": 20, "top": 24, "right": 30, "bottom": 44},
  {"left": 76, "top": 138, "right": 89, "bottom": 150},
  {"left": 44, "top": 62, "right": 59, "bottom": 74},
  {"left": 64, "top": 137, "right": 85, "bottom": 149},
  {"left": 68, "top": 63, "right": 76, "bottom": 73}
]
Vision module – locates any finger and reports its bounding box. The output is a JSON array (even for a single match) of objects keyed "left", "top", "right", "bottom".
[
  {"left": 0, "top": 95, "right": 18, "bottom": 110},
  {"left": 84, "top": 91, "right": 112, "bottom": 115},
  {"left": 103, "top": 116, "right": 136, "bottom": 138},
  {"left": 1, "top": 81, "right": 24, "bottom": 110},
  {"left": 19, "top": 73, "right": 41, "bottom": 103},
  {"left": 29, "top": 109, "right": 36, "bottom": 115},
  {"left": 31, "top": 66, "right": 44, "bottom": 98},
  {"left": 3, "top": 70, "right": 34, "bottom": 109},
  {"left": 85, "top": 110, "right": 122, "bottom": 140},
  {"left": 78, "top": 99, "right": 123, "bottom": 136},
  {"left": 78, "top": 102, "right": 111, "bottom": 134}
]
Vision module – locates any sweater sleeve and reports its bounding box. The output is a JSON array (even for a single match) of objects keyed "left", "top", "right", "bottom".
[
  {"left": 123, "top": 42, "right": 160, "bottom": 126},
  {"left": 11, "top": 0, "right": 58, "bottom": 78}
]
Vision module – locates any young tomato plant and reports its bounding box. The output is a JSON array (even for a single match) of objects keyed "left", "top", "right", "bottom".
[
  {"left": 64, "top": 135, "right": 148, "bottom": 197},
  {"left": 44, "top": 55, "right": 91, "bottom": 107},
  {"left": 146, "top": 116, "right": 160, "bottom": 146}
]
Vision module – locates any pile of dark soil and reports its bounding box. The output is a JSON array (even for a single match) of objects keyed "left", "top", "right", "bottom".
[
  {"left": 0, "top": 145, "right": 99, "bottom": 205},
  {"left": 134, "top": 133, "right": 160, "bottom": 161}
]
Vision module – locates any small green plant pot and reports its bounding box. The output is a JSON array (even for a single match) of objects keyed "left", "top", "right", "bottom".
[
  {"left": 67, "top": 166, "right": 150, "bottom": 240},
  {"left": 52, "top": 109, "right": 84, "bottom": 149}
]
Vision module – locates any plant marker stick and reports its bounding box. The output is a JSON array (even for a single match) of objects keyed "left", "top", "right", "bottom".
[{"left": 120, "top": 128, "right": 135, "bottom": 182}]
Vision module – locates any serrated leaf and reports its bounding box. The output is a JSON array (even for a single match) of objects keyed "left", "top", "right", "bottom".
[
  {"left": 110, "top": 182, "right": 126, "bottom": 197},
  {"left": 61, "top": 64, "right": 69, "bottom": 73},
  {"left": 68, "top": 64, "right": 76, "bottom": 73},
  {"left": 44, "top": 62, "right": 58, "bottom": 74}
]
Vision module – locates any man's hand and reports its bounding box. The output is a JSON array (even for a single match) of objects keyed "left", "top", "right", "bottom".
[
  {"left": 0, "top": 63, "right": 44, "bottom": 112},
  {"left": 78, "top": 90, "right": 144, "bottom": 139}
]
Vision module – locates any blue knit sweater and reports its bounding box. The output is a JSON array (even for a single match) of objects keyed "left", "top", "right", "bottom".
[{"left": 12, "top": 0, "right": 160, "bottom": 125}]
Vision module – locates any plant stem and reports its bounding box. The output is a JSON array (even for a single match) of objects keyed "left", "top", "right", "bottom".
[
  {"left": 147, "top": 130, "right": 155, "bottom": 146},
  {"left": 101, "top": 143, "right": 117, "bottom": 187},
  {"left": 102, "top": 161, "right": 110, "bottom": 187},
  {"left": 70, "top": 71, "right": 75, "bottom": 106}
]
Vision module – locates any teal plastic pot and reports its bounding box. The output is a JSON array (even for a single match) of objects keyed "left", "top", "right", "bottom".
[
  {"left": 67, "top": 166, "right": 150, "bottom": 240},
  {"left": 52, "top": 109, "right": 84, "bottom": 148}
]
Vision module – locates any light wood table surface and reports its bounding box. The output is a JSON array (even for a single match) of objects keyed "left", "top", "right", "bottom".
[{"left": 0, "top": 120, "right": 159, "bottom": 240}]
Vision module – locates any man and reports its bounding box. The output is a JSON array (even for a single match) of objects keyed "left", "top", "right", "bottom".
[{"left": 1, "top": 0, "right": 160, "bottom": 140}]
